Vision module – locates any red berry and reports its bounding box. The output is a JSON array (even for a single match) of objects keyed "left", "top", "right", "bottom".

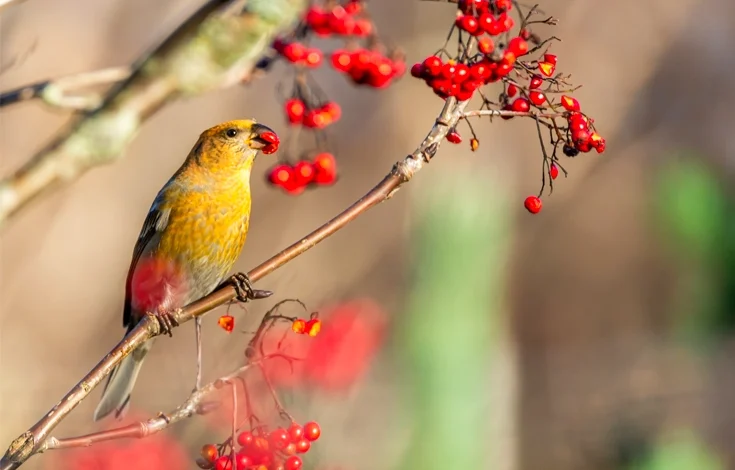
[
  {"left": 305, "top": 48, "right": 323, "bottom": 67},
  {"left": 235, "top": 453, "right": 253, "bottom": 470},
  {"left": 237, "top": 431, "right": 254, "bottom": 448},
  {"left": 496, "top": 62, "right": 513, "bottom": 77},
  {"left": 410, "top": 63, "right": 424, "bottom": 78},
  {"left": 507, "top": 37, "right": 528, "bottom": 57},
  {"left": 218, "top": 315, "right": 234, "bottom": 333},
  {"left": 201, "top": 444, "right": 218, "bottom": 463},
  {"left": 344, "top": 1, "right": 362, "bottom": 15},
  {"left": 507, "top": 83, "right": 518, "bottom": 97},
  {"left": 524, "top": 196, "right": 542, "bottom": 214},
  {"left": 543, "top": 53, "right": 557, "bottom": 65},
  {"left": 292, "top": 318, "right": 307, "bottom": 334},
  {"left": 303, "top": 422, "right": 321, "bottom": 441},
  {"left": 470, "top": 62, "right": 491, "bottom": 81},
  {"left": 322, "top": 101, "right": 341, "bottom": 121},
  {"left": 446, "top": 130, "right": 462, "bottom": 144},
  {"left": 288, "top": 423, "right": 304, "bottom": 442},
  {"left": 269, "top": 428, "right": 290, "bottom": 450},
  {"left": 511, "top": 97, "right": 530, "bottom": 113},
  {"left": 494, "top": 0, "right": 512, "bottom": 11},
  {"left": 497, "top": 12, "right": 514, "bottom": 32},
  {"left": 519, "top": 28, "right": 530, "bottom": 39},
  {"left": 303, "top": 110, "right": 327, "bottom": 129},
  {"left": 284, "top": 99, "right": 305, "bottom": 124},
  {"left": 456, "top": 15, "right": 480, "bottom": 34},
  {"left": 477, "top": 36, "right": 494, "bottom": 54},
  {"left": 214, "top": 456, "right": 233, "bottom": 470},
  {"left": 454, "top": 63, "right": 470, "bottom": 83},
  {"left": 478, "top": 13, "right": 495, "bottom": 33},
  {"left": 529, "top": 75, "right": 543, "bottom": 89},
  {"left": 331, "top": 50, "right": 352, "bottom": 72},
  {"left": 529, "top": 91, "right": 546, "bottom": 106},
  {"left": 313, "top": 153, "right": 337, "bottom": 185},
  {"left": 285, "top": 456, "right": 303, "bottom": 470},
  {"left": 422, "top": 56, "right": 443, "bottom": 76},
  {"left": 305, "top": 318, "right": 321, "bottom": 337},
  {"left": 594, "top": 138, "right": 606, "bottom": 154},
  {"left": 295, "top": 438, "right": 311, "bottom": 453},
  {"left": 441, "top": 62, "right": 458, "bottom": 79},
  {"left": 282, "top": 43, "right": 307, "bottom": 62},
  {"left": 550, "top": 164, "right": 559, "bottom": 180},
  {"left": 459, "top": 0, "right": 488, "bottom": 13},
  {"left": 560, "top": 95, "right": 580, "bottom": 112}
]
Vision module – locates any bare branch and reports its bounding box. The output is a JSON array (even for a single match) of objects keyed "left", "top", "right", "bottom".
[
  {"left": 0, "top": 96, "right": 467, "bottom": 470},
  {"left": 0, "top": 0, "right": 305, "bottom": 227},
  {"left": 0, "top": 67, "right": 131, "bottom": 110}
]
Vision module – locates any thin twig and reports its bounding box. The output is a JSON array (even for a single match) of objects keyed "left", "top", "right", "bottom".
[
  {"left": 462, "top": 109, "right": 565, "bottom": 119},
  {"left": 36, "top": 362, "right": 254, "bottom": 452},
  {"left": 0, "top": 0, "right": 306, "bottom": 227},
  {"left": 0, "top": 97, "right": 467, "bottom": 470}
]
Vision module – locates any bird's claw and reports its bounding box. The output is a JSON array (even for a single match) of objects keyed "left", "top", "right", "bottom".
[
  {"left": 229, "top": 272, "right": 273, "bottom": 303},
  {"left": 146, "top": 311, "right": 179, "bottom": 337}
]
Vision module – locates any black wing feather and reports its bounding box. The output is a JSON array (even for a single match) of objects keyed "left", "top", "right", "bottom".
[{"left": 122, "top": 204, "right": 168, "bottom": 329}]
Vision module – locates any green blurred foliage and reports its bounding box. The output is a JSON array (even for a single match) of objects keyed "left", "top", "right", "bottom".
[
  {"left": 628, "top": 430, "right": 723, "bottom": 470},
  {"left": 654, "top": 156, "right": 735, "bottom": 347},
  {"left": 396, "top": 170, "right": 511, "bottom": 470}
]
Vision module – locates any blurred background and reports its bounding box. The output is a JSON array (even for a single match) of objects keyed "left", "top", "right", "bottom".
[{"left": 2, "top": 0, "right": 735, "bottom": 469}]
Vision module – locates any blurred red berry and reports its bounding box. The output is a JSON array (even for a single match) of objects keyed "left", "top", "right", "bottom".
[{"left": 550, "top": 164, "right": 559, "bottom": 180}]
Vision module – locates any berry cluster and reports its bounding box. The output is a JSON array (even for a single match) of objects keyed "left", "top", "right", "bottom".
[
  {"left": 410, "top": 0, "right": 606, "bottom": 214},
  {"left": 305, "top": 1, "right": 372, "bottom": 37},
  {"left": 291, "top": 317, "right": 321, "bottom": 337},
  {"left": 197, "top": 421, "right": 321, "bottom": 470},
  {"left": 284, "top": 99, "right": 342, "bottom": 129},
  {"left": 267, "top": 152, "right": 337, "bottom": 195},
  {"left": 263, "top": 0, "right": 403, "bottom": 197},
  {"left": 274, "top": 40, "right": 323, "bottom": 68},
  {"left": 331, "top": 48, "right": 405, "bottom": 88}
]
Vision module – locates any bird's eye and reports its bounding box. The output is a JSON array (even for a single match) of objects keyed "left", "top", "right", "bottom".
[{"left": 225, "top": 128, "right": 238, "bottom": 138}]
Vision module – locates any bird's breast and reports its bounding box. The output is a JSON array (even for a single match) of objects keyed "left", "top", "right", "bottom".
[{"left": 155, "top": 182, "right": 251, "bottom": 301}]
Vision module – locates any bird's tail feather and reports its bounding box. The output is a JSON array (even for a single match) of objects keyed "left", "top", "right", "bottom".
[{"left": 93, "top": 338, "right": 154, "bottom": 422}]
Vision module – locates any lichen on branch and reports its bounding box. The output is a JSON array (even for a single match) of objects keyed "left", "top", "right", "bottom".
[{"left": 0, "top": 0, "right": 307, "bottom": 226}]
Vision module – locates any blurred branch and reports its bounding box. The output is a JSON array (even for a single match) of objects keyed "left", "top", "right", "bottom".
[
  {"left": 0, "top": 67, "right": 131, "bottom": 110},
  {"left": 0, "top": 0, "right": 25, "bottom": 13},
  {"left": 0, "top": 0, "right": 305, "bottom": 227},
  {"left": 0, "top": 96, "right": 468, "bottom": 469}
]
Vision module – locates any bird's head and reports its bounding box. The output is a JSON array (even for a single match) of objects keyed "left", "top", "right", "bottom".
[{"left": 192, "top": 119, "right": 280, "bottom": 172}]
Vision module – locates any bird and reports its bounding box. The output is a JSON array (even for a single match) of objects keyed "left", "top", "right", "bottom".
[{"left": 93, "top": 119, "right": 279, "bottom": 422}]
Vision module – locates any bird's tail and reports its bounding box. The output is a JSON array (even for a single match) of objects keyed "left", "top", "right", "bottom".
[{"left": 93, "top": 338, "right": 155, "bottom": 422}]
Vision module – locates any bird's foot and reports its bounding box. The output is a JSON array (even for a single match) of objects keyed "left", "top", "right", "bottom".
[
  {"left": 227, "top": 272, "right": 273, "bottom": 303},
  {"left": 146, "top": 311, "right": 179, "bottom": 337}
]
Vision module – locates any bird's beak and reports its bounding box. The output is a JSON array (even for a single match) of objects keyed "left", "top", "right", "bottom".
[{"left": 249, "top": 123, "right": 280, "bottom": 155}]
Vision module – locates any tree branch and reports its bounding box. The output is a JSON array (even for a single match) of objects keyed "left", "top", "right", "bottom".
[
  {"left": 0, "top": 67, "right": 131, "bottom": 110},
  {"left": 0, "top": 0, "right": 305, "bottom": 227},
  {"left": 0, "top": 96, "right": 468, "bottom": 470}
]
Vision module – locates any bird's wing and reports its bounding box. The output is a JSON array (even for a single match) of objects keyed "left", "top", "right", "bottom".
[{"left": 122, "top": 201, "right": 171, "bottom": 329}]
